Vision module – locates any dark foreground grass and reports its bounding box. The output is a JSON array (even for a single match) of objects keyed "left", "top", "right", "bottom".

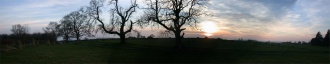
[{"left": 1, "top": 38, "right": 329, "bottom": 63}]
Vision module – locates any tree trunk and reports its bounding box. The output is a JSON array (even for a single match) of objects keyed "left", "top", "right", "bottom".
[
  {"left": 64, "top": 34, "right": 69, "bottom": 42},
  {"left": 174, "top": 31, "right": 182, "bottom": 50},
  {"left": 119, "top": 34, "right": 126, "bottom": 44},
  {"left": 76, "top": 33, "right": 80, "bottom": 41},
  {"left": 76, "top": 36, "right": 80, "bottom": 41}
]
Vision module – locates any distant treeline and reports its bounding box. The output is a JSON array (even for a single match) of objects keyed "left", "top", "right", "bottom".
[
  {"left": 0, "top": 33, "right": 57, "bottom": 52},
  {"left": 0, "top": 33, "right": 56, "bottom": 42},
  {"left": 0, "top": 24, "right": 58, "bottom": 52}
]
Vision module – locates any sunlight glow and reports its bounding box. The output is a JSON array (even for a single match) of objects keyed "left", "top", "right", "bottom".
[
  {"left": 200, "top": 21, "right": 219, "bottom": 36},
  {"left": 204, "top": 33, "right": 212, "bottom": 36}
]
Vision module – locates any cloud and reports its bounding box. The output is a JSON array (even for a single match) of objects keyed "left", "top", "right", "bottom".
[
  {"left": 26, "top": 0, "right": 85, "bottom": 8},
  {"left": 0, "top": 18, "right": 61, "bottom": 34},
  {"left": 202, "top": 0, "right": 330, "bottom": 41},
  {"left": 0, "top": 0, "right": 89, "bottom": 34},
  {"left": 296, "top": 0, "right": 330, "bottom": 32},
  {"left": 1, "top": 0, "right": 329, "bottom": 42}
]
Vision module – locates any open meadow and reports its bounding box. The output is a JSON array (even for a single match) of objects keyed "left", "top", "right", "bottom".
[
  {"left": 1, "top": 0, "right": 330, "bottom": 64},
  {"left": 1, "top": 38, "right": 329, "bottom": 63}
]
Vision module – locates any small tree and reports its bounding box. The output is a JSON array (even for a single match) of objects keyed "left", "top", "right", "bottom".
[
  {"left": 43, "top": 22, "right": 60, "bottom": 42},
  {"left": 58, "top": 19, "right": 74, "bottom": 42},
  {"left": 133, "top": 30, "right": 142, "bottom": 38},
  {"left": 157, "top": 30, "right": 173, "bottom": 38},
  {"left": 310, "top": 32, "right": 323, "bottom": 46},
  {"left": 11, "top": 24, "right": 29, "bottom": 35},
  {"left": 147, "top": 34, "right": 155, "bottom": 39},
  {"left": 322, "top": 29, "right": 329, "bottom": 47},
  {"left": 43, "top": 22, "right": 59, "bottom": 33},
  {"left": 64, "top": 7, "right": 95, "bottom": 41},
  {"left": 11, "top": 24, "right": 29, "bottom": 40}
]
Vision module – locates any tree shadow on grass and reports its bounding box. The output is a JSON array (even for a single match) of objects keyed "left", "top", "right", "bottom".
[
  {"left": 97, "top": 38, "right": 329, "bottom": 63},
  {"left": 103, "top": 39, "right": 250, "bottom": 63}
]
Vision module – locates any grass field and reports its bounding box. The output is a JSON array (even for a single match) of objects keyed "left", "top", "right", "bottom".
[{"left": 1, "top": 38, "right": 329, "bottom": 63}]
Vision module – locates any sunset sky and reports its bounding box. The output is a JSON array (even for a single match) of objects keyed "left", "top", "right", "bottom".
[{"left": 0, "top": 0, "right": 329, "bottom": 42}]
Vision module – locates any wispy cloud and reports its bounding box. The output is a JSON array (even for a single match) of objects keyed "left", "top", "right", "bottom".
[
  {"left": 202, "top": 0, "right": 330, "bottom": 41},
  {"left": 0, "top": 0, "right": 89, "bottom": 34}
]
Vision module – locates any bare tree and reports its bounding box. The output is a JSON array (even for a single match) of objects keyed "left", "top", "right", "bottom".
[
  {"left": 58, "top": 18, "right": 74, "bottom": 42},
  {"left": 43, "top": 22, "right": 59, "bottom": 33},
  {"left": 133, "top": 30, "right": 142, "bottom": 38},
  {"left": 43, "top": 22, "right": 60, "bottom": 41},
  {"left": 87, "top": 0, "right": 137, "bottom": 44},
  {"left": 141, "top": 0, "right": 208, "bottom": 49},
  {"left": 64, "top": 7, "right": 95, "bottom": 41},
  {"left": 11, "top": 24, "right": 29, "bottom": 35},
  {"left": 43, "top": 21, "right": 62, "bottom": 37},
  {"left": 157, "top": 30, "right": 173, "bottom": 38}
]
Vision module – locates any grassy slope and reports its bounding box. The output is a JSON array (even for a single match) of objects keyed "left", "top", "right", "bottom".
[{"left": 1, "top": 39, "right": 329, "bottom": 63}]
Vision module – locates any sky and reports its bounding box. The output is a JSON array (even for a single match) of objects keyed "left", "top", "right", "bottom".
[{"left": 0, "top": 0, "right": 329, "bottom": 42}]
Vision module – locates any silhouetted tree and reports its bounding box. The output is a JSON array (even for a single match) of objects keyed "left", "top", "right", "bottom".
[
  {"left": 148, "top": 34, "right": 155, "bottom": 39},
  {"left": 11, "top": 24, "right": 29, "bottom": 35},
  {"left": 58, "top": 18, "right": 74, "bottom": 42},
  {"left": 157, "top": 30, "right": 173, "bottom": 38},
  {"left": 43, "top": 22, "right": 60, "bottom": 34},
  {"left": 133, "top": 30, "right": 142, "bottom": 38},
  {"left": 141, "top": 0, "right": 208, "bottom": 49},
  {"left": 43, "top": 22, "right": 60, "bottom": 41},
  {"left": 64, "top": 7, "right": 95, "bottom": 41},
  {"left": 10, "top": 24, "right": 29, "bottom": 40},
  {"left": 322, "top": 29, "right": 329, "bottom": 47},
  {"left": 87, "top": 0, "right": 137, "bottom": 44},
  {"left": 204, "top": 36, "right": 208, "bottom": 39},
  {"left": 310, "top": 32, "right": 323, "bottom": 46}
]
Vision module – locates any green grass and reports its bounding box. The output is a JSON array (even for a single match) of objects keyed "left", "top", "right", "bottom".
[{"left": 1, "top": 38, "right": 329, "bottom": 63}]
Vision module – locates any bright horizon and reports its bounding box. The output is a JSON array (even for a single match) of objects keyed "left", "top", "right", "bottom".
[{"left": 1, "top": 0, "right": 330, "bottom": 42}]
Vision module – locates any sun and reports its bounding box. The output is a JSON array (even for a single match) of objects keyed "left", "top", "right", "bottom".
[{"left": 200, "top": 21, "right": 218, "bottom": 36}]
